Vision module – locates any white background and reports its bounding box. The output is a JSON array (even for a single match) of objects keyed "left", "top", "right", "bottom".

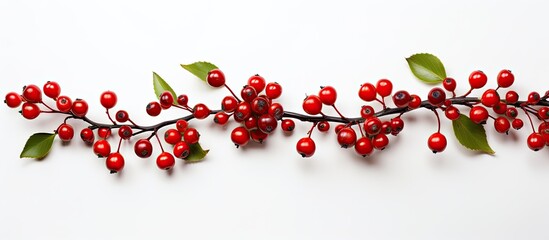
[{"left": 1, "top": 0, "right": 549, "bottom": 239}]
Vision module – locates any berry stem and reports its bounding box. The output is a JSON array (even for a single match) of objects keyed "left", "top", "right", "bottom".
[
  {"left": 331, "top": 104, "right": 347, "bottom": 120},
  {"left": 433, "top": 108, "right": 441, "bottom": 133},
  {"left": 224, "top": 84, "right": 242, "bottom": 102},
  {"left": 521, "top": 107, "right": 537, "bottom": 133},
  {"left": 154, "top": 133, "right": 165, "bottom": 152},
  {"left": 106, "top": 109, "right": 116, "bottom": 125},
  {"left": 461, "top": 88, "right": 473, "bottom": 97},
  {"left": 41, "top": 101, "right": 55, "bottom": 111}
]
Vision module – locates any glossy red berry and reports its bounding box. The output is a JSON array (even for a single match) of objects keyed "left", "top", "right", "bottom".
[
  {"left": 159, "top": 91, "right": 174, "bottom": 109},
  {"left": 317, "top": 121, "right": 330, "bottom": 132},
  {"left": 173, "top": 141, "right": 190, "bottom": 158},
  {"left": 22, "top": 84, "right": 42, "bottom": 103},
  {"left": 390, "top": 117, "right": 404, "bottom": 134},
  {"left": 360, "top": 105, "right": 375, "bottom": 119},
  {"left": 241, "top": 86, "right": 258, "bottom": 103},
  {"left": 372, "top": 134, "right": 389, "bottom": 150},
  {"left": 337, "top": 127, "right": 357, "bottom": 148},
  {"left": 214, "top": 112, "right": 230, "bottom": 125},
  {"left": 98, "top": 128, "right": 112, "bottom": 139},
  {"left": 183, "top": 128, "right": 200, "bottom": 144},
  {"left": 56, "top": 96, "right": 72, "bottom": 112},
  {"left": 392, "top": 90, "right": 411, "bottom": 108},
  {"left": 4, "top": 92, "right": 22, "bottom": 108},
  {"left": 265, "top": 82, "right": 282, "bottom": 99},
  {"left": 57, "top": 123, "right": 74, "bottom": 142},
  {"left": 528, "top": 92, "right": 540, "bottom": 104},
  {"left": 512, "top": 118, "right": 524, "bottom": 130},
  {"left": 481, "top": 89, "right": 500, "bottom": 107},
  {"left": 146, "top": 101, "right": 162, "bottom": 116},
  {"left": 21, "top": 103, "right": 40, "bottom": 119},
  {"left": 281, "top": 119, "right": 295, "bottom": 132},
  {"left": 302, "top": 95, "right": 323, "bottom": 115},
  {"left": 296, "top": 137, "right": 315, "bottom": 158},
  {"left": 469, "top": 70, "right": 488, "bottom": 89},
  {"left": 118, "top": 126, "right": 133, "bottom": 140},
  {"left": 527, "top": 133, "right": 545, "bottom": 151},
  {"left": 505, "top": 91, "right": 519, "bottom": 104},
  {"left": 497, "top": 69, "right": 514, "bottom": 88},
  {"left": 492, "top": 102, "right": 507, "bottom": 115},
  {"left": 445, "top": 106, "right": 460, "bottom": 120},
  {"left": 251, "top": 97, "right": 270, "bottom": 115},
  {"left": 364, "top": 117, "right": 382, "bottom": 136},
  {"left": 539, "top": 123, "right": 549, "bottom": 146},
  {"left": 248, "top": 74, "right": 266, "bottom": 93},
  {"left": 428, "top": 132, "right": 447, "bottom": 153},
  {"left": 93, "top": 140, "right": 111, "bottom": 158},
  {"left": 334, "top": 124, "right": 345, "bottom": 134},
  {"left": 71, "top": 99, "right": 88, "bottom": 117},
  {"left": 115, "top": 110, "right": 129, "bottom": 123},
  {"left": 206, "top": 69, "right": 226, "bottom": 88},
  {"left": 43, "top": 81, "right": 61, "bottom": 99},
  {"left": 409, "top": 94, "right": 422, "bottom": 109},
  {"left": 193, "top": 103, "right": 210, "bottom": 119},
  {"left": 177, "top": 94, "right": 189, "bottom": 106},
  {"left": 176, "top": 120, "right": 189, "bottom": 132},
  {"left": 428, "top": 87, "right": 446, "bottom": 106},
  {"left": 268, "top": 103, "right": 284, "bottom": 120},
  {"left": 381, "top": 121, "right": 392, "bottom": 135},
  {"left": 134, "top": 139, "right": 153, "bottom": 158},
  {"left": 100, "top": 91, "right": 117, "bottom": 109},
  {"left": 358, "top": 83, "right": 377, "bottom": 102},
  {"left": 156, "top": 152, "right": 175, "bottom": 170},
  {"left": 80, "top": 128, "right": 94, "bottom": 144},
  {"left": 376, "top": 79, "right": 393, "bottom": 97},
  {"left": 257, "top": 114, "right": 278, "bottom": 134},
  {"left": 106, "top": 152, "right": 125, "bottom": 173},
  {"left": 538, "top": 107, "right": 549, "bottom": 120},
  {"left": 318, "top": 86, "right": 337, "bottom": 105},
  {"left": 164, "top": 129, "right": 182, "bottom": 145},
  {"left": 442, "top": 78, "right": 456, "bottom": 92},
  {"left": 469, "top": 106, "right": 489, "bottom": 124},
  {"left": 506, "top": 107, "right": 518, "bottom": 119},
  {"left": 355, "top": 137, "right": 374, "bottom": 157},
  {"left": 231, "top": 127, "right": 250, "bottom": 147},
  {"left": 494, "top": 117, "right": 510, "bottom": 134},
  {"left": 221, "top": 96, "right": 238, "bottom": 113},
  {"left": 244, "top": 116, "right": 258, "bottom": 130},
  {"left": 250, "top": 129, "right": 268, "bottom": 143},
  {"left": 234, "top": 102, "right": 252, "bottom": 122}
]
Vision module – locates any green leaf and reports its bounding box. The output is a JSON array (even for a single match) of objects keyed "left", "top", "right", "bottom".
[
  {"left": 406, "top": 53, "right": 447, "bottom": 84},
  {"left": 181, "top": 62, "right": 218, "bottom": 82},
  {"left": 452, "top": 114, "right": 495, "bottom": 155},
  {"left": 20, "top": 133, "right": 56, "bottom": 159},
  {"left": 153, "top": 72, "right": 178, "bottom": 105},
  {"left": 184, "top": 143, "right": 209, "bottom": 163}
]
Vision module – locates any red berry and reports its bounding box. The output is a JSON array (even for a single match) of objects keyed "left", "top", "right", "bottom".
[
  {"left": 146, "top": 102, "right": 162, "bottom": 116},
  {"left": 221, "top": 96, "right": 238, "bottom": 113},
  {"left": 98, "top": 128, "right": 112, "bottom": 139},
  {"left": 251, "top": 97, "right": 270, "bottom": 115},
  {"left": 506, "top": 107, "right": 518, "bottom": 119},
  {"left": 22, "top": 84, "right": 42, "bottom": 103},
  {"left": 317, "top": 121, "right": 330, "bottom": 132},
  {"left": 214, "top": 112, "right": 230, "bottom": 125},
  {"left": 442, "top": 78, "right": 456, "bottom": 92},
  {"left": 134, "top": 139, "right": 153, "bottom": 158},
  {"left": 57, "top": 123, "right": 74, "bottom": 142},
  {"left": 193, "top": 103, "right": 210, "bottom": 119},
  {"left": 21, "top": 102, "right": 40, "bottom": 119},
  {"left": 296, "top": 137, "right": 315, "bottom": 158},
  {"left": 183, "top": 128, "right": 200, "bottom": 144},
  {"left": 538, "top": 107, "right": 549, "bottom": 120},
  {"left": 469, "top": 70, "right": 488, "bottom": 89},
  {"left": 381, "top": 121, "right": 392, "bottom": 135},
  {"left": 241, "top": 86, "right": 258, "bottom": 103},
  {"left": 281, "top": 119, "right": 295, "bottom": 132},
  {"left": 428, "top": 132, "right": 447, "bottom": 153},
  {"left": 337, "top": 127, "right": 357, "bottom": 148},
  {"left": 80, "top": 128, "right": 95, "bottom": 144},
  {"left": 481, "top": 89, "right": 500, "bottom": 107},
  {"left": 527, "top": 133, "right": 545, "bottom": 151},
  {"left": 358, "top": 83, "right": 377, "bottom": 102},
  {"left": 512, "top": 118, "right": 524, "bottom": 130},
  {"left": 176, "top": 120, "right": 189, "bottom": 132},
  {"left": 106, "top": 152, "right": 125, "bottom": 173},
  {"left": 164, "top": 129, "right": 182, "bottom": 145},
  {"left": 250, "top": 129, "right": 268, "bottom": 143},
  {"left": 390, "top": 117, "right": 404, "bottom": 134},
  {"left": 71, "top": 99, "right": 88, "bottom": 117},
  {"left": 355, "top": 137, "right": 374, "bottom": 157},
  {"left": 156, "top": 152, "right": 175, "bottom": 170},
  {"left": 118, "top": 126, "right": 133, "bottom": 140},
  {"left": 100, "top": 91, "right": 117, "bottom": 109},
  {"left": 159, "top": 91, "right": 174, "bottom": 109},
  {"left": 231, "top": 127, "right": 250, "bottom": 147},
  {"left": 539, "top": 123, "right": 549, "bottom": 146},
  {"left": 177, "top": 94, "right": 189, "bottom": 106},
  {"left": 257, "top": 114, "right": 278, "bottom": 134},
  {"left": 206, "top": 69, "right": 226, "bottom": 88},
  {"left": 248, "top": 74, "right": 266, "bottom": 93},
  {"left": 43, "top": 81, "right": 61, "bottom": 99},
  {"left": 364, "top": 117, "right": 382, "bottom": 136},
  {"left": 268, "top": 103, "right": 284, "bottom": 120},
  {"left": 318, "top": 86, "right": 337, "bottom": 105},
  {"left": 469, "top": 106, "right": 489, "bottom": 124},
  {"left": 392, "top": 90, "right": 411, "bottom": 108},
  {"left": 428, "top": 87, "right": 446, "bottom": 106},
  {"left": 409, "top": 94, "right": 422, "bottom": 109},
  {"left": 4, "top": 92, "right": 22, "bottom": 108},
  {"left": 334, "top": 124, "right": 345, "bottom": 134},
  {"left": 56, "top": 96, "right": 72, "bottom": 112},
  {"left": 505, "top": 91, "right": 519, "bottom": 104},
  {"left": 360, "top": 105, "right": 375, "bottom": 119},
  {"left": 302, "top": 95, "right": 323, "bottom": 115},
  {"left": 492, "top": 102, "right": 507, "bottom": 115},
  {"left": 93, "top": 140, "right": 111, "bottom": 158},
  {"left": 173, "top": 141, "right": 190, "bottom": 158},
  {"left": 497, "top": 69, "right": 514, "bottom": 88},
  {"left": 234, "top": 102, "right": 252, "bottom": 122},
  {"left": 115, "top": 110, "right": 129, "bottom": 123},
  {"left": 372, "top": 134, "right": 389, "bottom": 150},
  {"left": 265, "top": 82, "right": 282, "bottom": 99},
  {"left": 244, "top": 116, "right": 258, "bottom": 130},
  {"left": 445, "top": 106, "right": 460, "bottom": 120},
  {"left": 376, "top": 79, "right": 393, "bottom": 97},
  {"left": 528, "top": 92, "right": 540, "bottom": 104},
  {"left": 494, "top": 117, "right": 510, "bottom": 134}
]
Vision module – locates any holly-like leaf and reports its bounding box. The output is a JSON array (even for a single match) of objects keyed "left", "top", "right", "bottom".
[
  {"left": 20, "top": 133, "right": 56, "bottom": 159},
  {"left": 184, "top": 143, "right": 209, "bottom": 163},
  {"left": 406, "top": 53, "right": 447, "bottom": 84},
  {"left": 153, "top": 72, "right": 178, "bottom": 105},
  {"left": 181, "top": 62, "right": 218, "bottom": 82},
  {"left": 452, "top": 114, "right": 495, "bottom": 155}
]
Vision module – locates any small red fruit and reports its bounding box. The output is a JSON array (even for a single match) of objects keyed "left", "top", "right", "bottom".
[
  {"left": 98, "top": 128, "right": 112, "bottom": 139},
  {"left": 497, "top": 69, "right": 514, "bottom": 88},
  {"left": 71, "top": 99, "right": 89, "bottom": 117},
  {"left": 265, "top": 82, "right": 282, "bottom": 99},
  {"left": 115, "top": 110, "right": 129, "bottom": 123},
  {"left": 206, "top": 69, "right": 226, "bottom": 88},
  {"left": 173, "top": 141, "right": 190, "bottom": 158},
  {"left": 234, "top": 102, "right": 252, "bottom": 122},
  {"left": 100, "top": 91, "right": 117, "bottom": 109},
  {"left": 428, "top": 132, "right": 447, "bottom": 153},
  {"left": 317, "top": 121, "right": 330, "bottom": 132},
  {"left": 296, "top": 137, "right": 316, "bottom": 158},
  {"left": 505, "top": 91, "right": 519, "bottom": 104},
  {"left": 376, "top": 79, "right": 393, "bottom": 97},
  {"left": 442, "top": 78, "right": 457, "bottom": 92},
  {"left": 257, "top": 114, "right": 278, "bottom": 134},
  {"left": 241, "top": 85, "right": 258, "bottom": 103},
  {"left": 337, "top": 127, "right": 357, "bottom": 148},
  {"left": 43, "top": 81, "right": 61, "bottom": 99},
  {"left": 372, "top": 134, "right": 389, "bottom": 150},
  {"left": 527, "top": 133, "right": 545, "bottom": 151},
  {"left": 494, "top": 117, "right": 510, "bottom": 134},
  {"left": 221, "top": 96, "right": 238, "bottom": 113},
  {"left": 156, "top": 152, "right": 175, "bottom": 170},
  {"left": 57, "top": 123, "right": 74, "bottom": 142},
  {"left": 183, "top": 128, "right": 200, "bottom": 144},
  {"left": 159, "top": 91, "right": 174, "bottom": 109},
  {"left": 118, "top": 126, "right": 133, "bottom": 140},
  {"left": 80, "top": 128, "right": 95, "bottom": 144},
  {"left": 93, "top": 140, "right": 111, "bottom": 158},
  {"left": 231, "top": 127, "right": 250, "bottom": 147},
  {"left": 106, "top": 152, "right": 125, "bottom": 173},
  {"left": 268, "top": 103, "right": 284, "bottom": 120},
  {"left": 302, "top": 95, "right": 323, "bottom": 115},
  {"left": 177, "top": 94, "right": 189, "bottom": 106},
  {"left": 193, "top": 103, "right": 210, "bottom": 119},
  {"left": 409, "top": 94, "right": 422, "bottom": 109},
  {"left": 469, "top": 106, "right": 489, "bottom": 124},
  {"left": 248, "top": 74, "right": 266, "bottom": 93},
  {"left": 281, "top": 119, "right": 295, "bottom": 132},
  {"left": 214, "top": 112, "right": 230, "bottom": 125},
  {"left": 56, "top": 96, "right": 72, "bottom": 112},
  {"left": 445, "top": 106, "right": 460, "bottom": 120},
  {"left": 512, "top": 118, "right": 524, "bottom": 130},
  {"left": 355, "top": 137, "right": 374, "bottom": 157},
  {"left": 469, "top": 70, "right": 488, "bottom": 89},
  {"left": 318, "top": 86, "right": 337, "bottom": 105},
  {"left": 176, "top": 120, "right": 188, "bottom": 132},
  {"left": 22, "top": 84, "right": 42, "bottom": 103},
  {"left": 146, "top": 101, "right": 162, "bottom": 116},
  {"left": 21, "top": 103, "right": 40, "bottom": 119},
  {"left": 481, "top": 89, "right": 500, "bottom": 107},
  {"left": 4, "top": 92, "right": 22, "bottom": 108},
  {"left": 428, "top": 87, "right": 446, "bottom": 106},
  {"left": 392, "top": 90, "right": 411, "bottom": 108},
  {"left": 358, "top": 83, "right": 377, "bottom": 102},
  {"left": 528, "top": 92, "right": 541, "bottom": 104},
  {"left": 164, "top": 129, "right": 182, "bottom": 145},
  {"left": 251, "top": 97, "right": 270, "bottom": 115},
  {"left": 134, "top": 139, "right": 153, "bottom": 158},
  {"left": 364, "top": 117, "right": 382, "bottom": 136}
]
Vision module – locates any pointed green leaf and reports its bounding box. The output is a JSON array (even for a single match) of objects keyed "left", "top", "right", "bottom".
[
  {"left": 153, "top": 72, "right": 178, "bottom": 105},
  {"left": 184, "top": 143, "right": 209, "bottom": 163},
  {"left": 452, "top": 114, "right": 495, "bottom": 155},
  {"left": 20, "top": 133, "right": 56, "bottom": 159},
  {"left": 406, "top": 53, "right": 447, "bottom": 84},
  {"left": 181, "top": 62, "right": 218, "bottom": 82}
]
